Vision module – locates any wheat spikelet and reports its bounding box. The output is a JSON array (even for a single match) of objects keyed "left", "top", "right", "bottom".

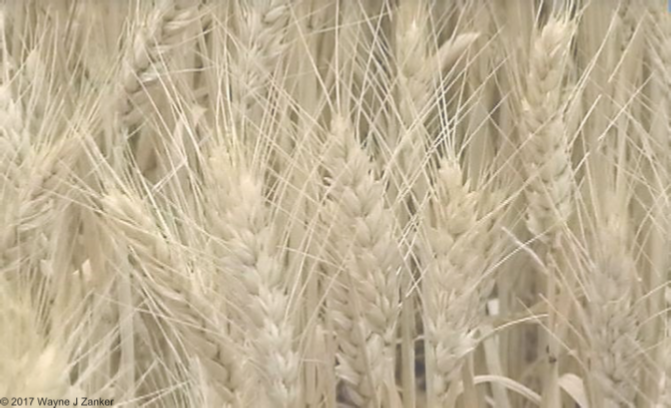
[
  {"left": 390, "top": 1, "right": 430, "bottom": 230},
  {"left": 631, "top": 8, "right": 671, "bottom": 402},
  {"left": 321, "top": 115, "right": 402, "bottom": 407},
  {"left": 204, "top": 146, "right": 300, "bottom": 407},
  {"left": 461, "top": 4, "right": 498, "bottom": 184},
  {"left": 41, "top": 207, "right": 88, "bottom": 344},
  {"left": 270, "top": 5, "right": 331, "bottom": 399},
  {"left": 187, "top": 357, "right": 221, "bottom": 407},
  {"left": 390, "top": 3, "right": 433, "bottom": 401},
  {"left": 329, "top": 0, "right": 363, "bottom": 88},
  {"left": 13, "top": 49, "right": 50, "bottom": 136}
]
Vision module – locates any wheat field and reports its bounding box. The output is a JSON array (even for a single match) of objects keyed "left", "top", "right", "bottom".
[{"left": 0, "top": 0, "right": 669, "bottom": 407}]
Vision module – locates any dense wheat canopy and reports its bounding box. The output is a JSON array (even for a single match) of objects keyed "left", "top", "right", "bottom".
[{"left": 0, "top": 0, "right": 670, "bottom": 407}]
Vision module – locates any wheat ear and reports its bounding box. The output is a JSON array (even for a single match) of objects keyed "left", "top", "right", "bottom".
[
  {"left": 1, "top": 134, "right": 81, "bottom": 274},
  {"left": 520, "top": 18, "right": 574, "bottom": 245},
  {"left": 519, "top": 18, "right": 576, "bottom": 406},
  {"left": 393, "top": 4, "right": 479, "bottom": 400},
  {"left": 205, "top": 146, "right": 300, "bottom": 408},
  {"left": 101, "top": 188, "right": 243, "bottom": 406},
  {"left": 391, "top": 0, "right": 479, "bottom": 224},
  {"left": 388, "top": 2, "right": 435, "bottom": 401},
  {"left": 232, "top": 0, "right": 290, "bottom": 116},
  {"left": 0, "top": 116, "right": 83, "bottom": 355},
  {"left": 321, "top": 115, "right": 402, "bottom": 407},
  {"left": 582, "top": 216, "right": 643, "bottom": 407},
  {"left": 116, "top": 0, "right": 200, "bottom": 129},
  {"left": 420, "top": 157, "right": 493, "bottom": 406},
  {"left": 0, "top": 280, "right": 75, "bottom": 399}
]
